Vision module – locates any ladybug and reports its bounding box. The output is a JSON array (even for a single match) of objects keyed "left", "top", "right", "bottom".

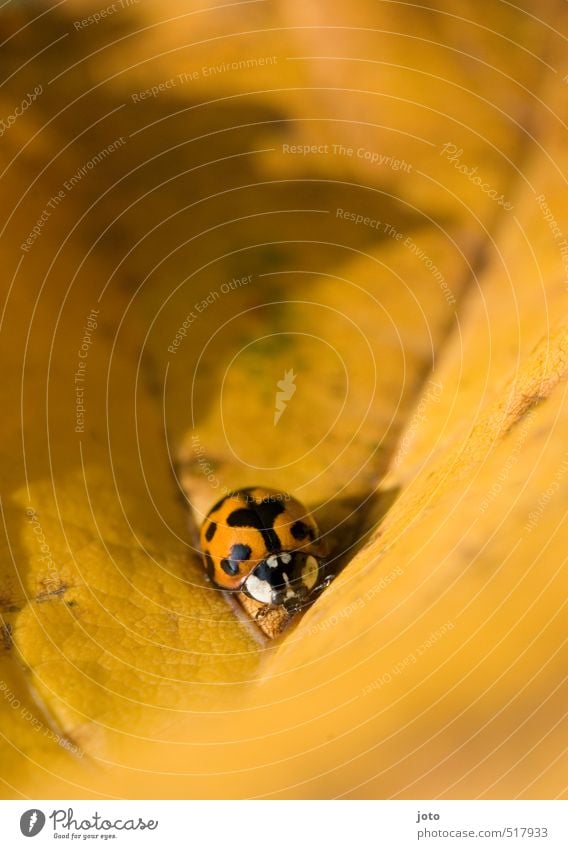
[{"left": 199, "top": 487, "right": 328, "bottom": 613}]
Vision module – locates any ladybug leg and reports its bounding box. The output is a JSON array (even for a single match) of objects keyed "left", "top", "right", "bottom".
[
  {"left": 282, "top": 598, "right": 304, "bottom": 616},
  {"left": 312, "top": 569, "right": 336, "bottom": 596}
]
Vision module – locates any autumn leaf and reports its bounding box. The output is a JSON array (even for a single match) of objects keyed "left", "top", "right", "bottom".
[{"left": 0, "top": 0, "right": 566, "bottom": 799}]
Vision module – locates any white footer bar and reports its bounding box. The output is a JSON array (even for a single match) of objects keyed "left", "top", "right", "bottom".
[{"left": 1, "top": 800, "right": 566, "bottom": 848}]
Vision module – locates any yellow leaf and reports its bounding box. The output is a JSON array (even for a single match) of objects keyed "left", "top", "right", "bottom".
[{"left": 0, "top": 0, "right": 566, "bottom": 799}]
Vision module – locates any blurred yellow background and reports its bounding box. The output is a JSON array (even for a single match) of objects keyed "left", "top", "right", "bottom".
[{"left": 0, "top": 0, "right": 566, "bottom": 799}]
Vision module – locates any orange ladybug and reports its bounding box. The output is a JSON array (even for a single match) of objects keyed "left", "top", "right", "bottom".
[{"left": 199, "top": 487, "right": 328, "bottom": 612}]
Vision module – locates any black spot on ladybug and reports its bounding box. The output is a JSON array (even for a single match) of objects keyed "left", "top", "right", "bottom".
[
  {"left": 290, "top": 520, "right": 313, "bottom": 540},
  {"left": 205, "top": 522, "right": 217, "bottom": 542},
  {"left": 229, "top": 543, "right": 252, "bottom": 563},
  {"left": 227, "top": 499, "right": 285, "bottom": 552},
  {"left": 204, "top": 551, "right": 215, "bottom": 581},
  {"left": 252, "top": 561, "right": 272, "bottom": 582},
  {"left": 226, "top": 508, "right": 257, "bottom": 527},
  {"left": 219, "top": 543, "right": 251, "bottom": 578},
  {"left": 221, "top": 558, "right": 239, "bottom": 576}
]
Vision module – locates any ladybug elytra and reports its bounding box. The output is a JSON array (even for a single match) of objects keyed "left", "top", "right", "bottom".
[{"left": 199, "top": 487, "right": 328, "bottom": 612}]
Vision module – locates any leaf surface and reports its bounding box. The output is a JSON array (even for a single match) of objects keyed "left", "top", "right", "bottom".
[{"left": 0, "top": 0, "right": 566, "bottom": 799}]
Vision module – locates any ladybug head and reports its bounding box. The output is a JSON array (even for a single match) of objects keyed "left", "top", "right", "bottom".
[{"left": 242, "top": 550, "right": 322, "bottom": 611}]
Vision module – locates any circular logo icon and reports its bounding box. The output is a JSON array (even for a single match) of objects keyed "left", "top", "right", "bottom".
[{"left": 19, "top": 810, "right": 46, "bottom": 837}]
